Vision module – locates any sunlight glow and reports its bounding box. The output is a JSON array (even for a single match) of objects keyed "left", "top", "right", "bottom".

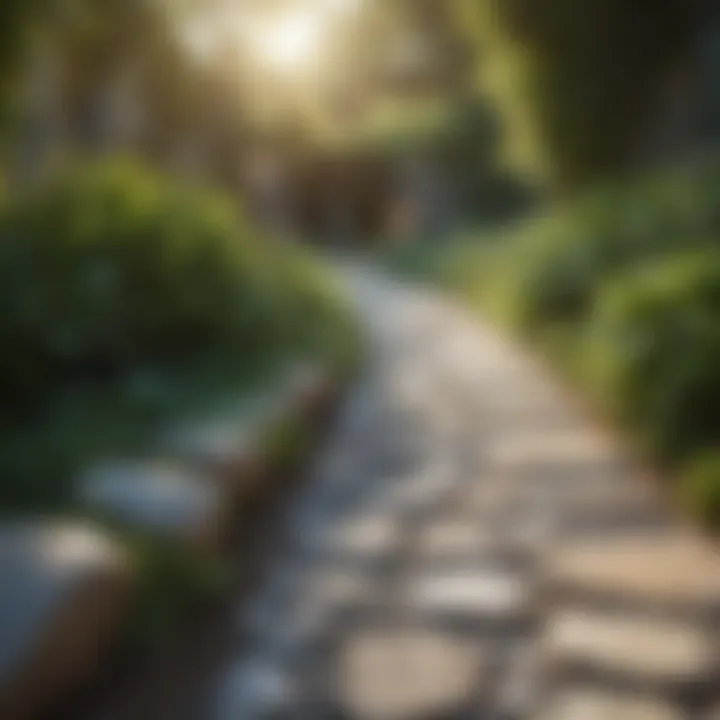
[
  {"left": 253, "top": 11, "right": 324, "bottom": 74},
  {"left": 183, "top": 0, "right": 366, "bottom": 81}
]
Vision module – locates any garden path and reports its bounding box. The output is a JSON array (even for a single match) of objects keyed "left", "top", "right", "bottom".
[{"left": 211, "top": 267, "right": 720, "bottom": 720}]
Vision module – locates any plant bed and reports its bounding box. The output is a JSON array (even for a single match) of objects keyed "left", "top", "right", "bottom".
[
  {"left": 25, "top": 359, "right": 355, "bottom": 720},
  {"left": 53, "top": 363, "right": 350, "bottom": 720},
  {"left": 0, "top": 158, "right": 363, "bottom": 717}
]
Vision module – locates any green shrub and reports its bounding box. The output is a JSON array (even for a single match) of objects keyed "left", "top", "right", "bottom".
[
  {"left": 0, "top": 161, "right": 269, "bottom": 413},
  {"left": 260, "top": 241, "right": 358, "bottom": 362},
  {"left": 0, "top": 158, "right": 361, "bottom": 655},
  {"left": 0, "top": 160, "right": 358, "bottom": 419},
  {"left": 587, "top": 252, "right": 720, "bottom": 461},
  {"left": 681, "top": 453, "right": 720, "bottom": 528},
  {"left": 0, "top": 159, "right": 359, "bottom": 513},
  {"left": 481, "top": 165, "right": 720, "bottom": 333}
]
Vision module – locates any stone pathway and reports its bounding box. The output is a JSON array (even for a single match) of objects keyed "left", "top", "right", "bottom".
[{"left": 210, "top": 268, "right": 720, "bottom": 719}]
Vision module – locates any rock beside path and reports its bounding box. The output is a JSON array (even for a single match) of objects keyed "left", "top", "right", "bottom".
[
  {"left": 0, "top": 522, "right": 130, "bottom": 719},
  {"left": 79, "top": 460, "right": 223, "bottom": 550}
]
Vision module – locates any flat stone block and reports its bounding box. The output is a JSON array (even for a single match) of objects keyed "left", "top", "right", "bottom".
[
  {"left": 0, "top": 522, "right": 130, "bottom": 719},
  {"left": 544, "top": 611, "right": 718, "bottom": 697},
  {"left": 546, "top": 535, "right": 720, "bottom": 618},
  {"left": 79, "top": 460, "right": 221, "bottom": 548},
  {"left": 417, "top": 518, "right": 492, "bottom": 561},
  {"left": 306, "top": 566, "right": 374, "bottom": 616},
  {"left": 486, "top": 429, "right": 622, "bottom": 469},
  {"left": 405, "top": 568, "right": 532, "bottom": 630},
  {"left": 338, "top": 629, "right": 484, "bottom": 719},
  {"left": 496, "top": 642, "right": 543, "bottom": 718},
  {"left": 536, "top": 690, "right": 683, "bottom": 720},
  {"left": 214, "top": 655, "right": 295, "bottom": 720},
  {"left": 326, "top": 512, "right": 401, "bottom": 562}
]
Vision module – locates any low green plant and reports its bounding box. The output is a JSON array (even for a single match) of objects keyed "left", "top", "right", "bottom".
[
  {"left": 587, "top": 251, "right": 720, "bottom": 461},
  {"left": 487, "top": 168, "right": 720, "bottom": 333},
  {"left": 681, "top": 453, "right": 720, "bottom": 528},
  {"left": 121, "top": 532, "right": 230, "bottom": 652}
]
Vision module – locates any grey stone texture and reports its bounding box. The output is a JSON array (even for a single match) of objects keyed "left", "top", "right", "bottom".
[{"left": 208, "top": 268, "right": 720, "bottom": 719}]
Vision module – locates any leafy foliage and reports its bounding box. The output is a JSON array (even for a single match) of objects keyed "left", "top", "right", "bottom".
[
  {"left": 0, "top": 1, "right": 56, "bottom": 141},
  {"left": 681, "top": 453, "right": 720, "bottom": 528},
  {"left": 589, "top": 252, "right": 720, "bottom": 461},
  {"left": 0, "top": 161, "right": 258, "bottom": 414},
  {"left": 449, "top": 161, "right": 720, "bottom": 331},
  {"left": 0, "top": 158, "right": 358, "bottom": 514},
  {"left": 0, "top": 158, "right": 355, "bottom": 417},
  {"left": 122, "top": 530, "right": 229, "bottom": 651},
  {"left": 456, "top": 0, "right": 707, "bottom": 187}
]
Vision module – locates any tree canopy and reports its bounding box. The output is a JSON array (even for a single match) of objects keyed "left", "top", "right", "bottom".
[{"left": 456, "top": 0, "right": 710, "bottom": 189}]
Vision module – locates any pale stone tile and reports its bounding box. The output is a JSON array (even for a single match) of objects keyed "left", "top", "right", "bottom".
[{"left": 339, "top": 630, "right": 483, "bottom": 719}]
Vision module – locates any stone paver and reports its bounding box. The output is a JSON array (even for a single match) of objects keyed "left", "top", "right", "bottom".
[
  {"left": 546, "top": 535, "right": 720, "bottom": 617},
  {"left": 417, "top": 518, "right": 492, "bottom": 561},
  {"left": 338, "top": 629, "right": 484, "bottom": 720},
  {"left": 544, "top": 612, "right": 718, "bottom": 696},
  {"left": 215, "top": 655, "right": 295, "bottom": 720},
  {"left": 536, "top": 690, "right": 684, "bottom": 720},
  {"left": 208, "top": 268, "right": 720, "bottom": 719},
  {"left": 406, "top": 568, "right": 533, "bottom": 631}
]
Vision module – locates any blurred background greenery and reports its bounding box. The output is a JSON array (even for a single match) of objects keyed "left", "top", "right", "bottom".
[{"left": 0, "top": 0, "right": 720, "bottom": 524}]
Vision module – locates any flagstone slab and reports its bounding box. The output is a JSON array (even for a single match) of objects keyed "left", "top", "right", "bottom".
[
  {"left": 536, "top": 690, "right": 683, "bottom": 720},
  {"left": 546, "top": 536, "right": 720, "bottom": 618},
  {"left": 338, "top": 629, "right": 484, "bottom": 720},
  {"left": 79, "top": 460, "right": 222, "bottom": 549},
  {"left": 215, "top": 655, "right": 296, "bottom": 720},
  {"left": 405, "top": 567, "right": 534, "bottom": 631},
  {"left": 417, "top": 518, "right": 492, "bottom": 560},
  {"left": 544, "top": 611, "right": 718, "bottom": 698},
  {"left": 486, "top": 429, "right": 625, "bottom": 469}
]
